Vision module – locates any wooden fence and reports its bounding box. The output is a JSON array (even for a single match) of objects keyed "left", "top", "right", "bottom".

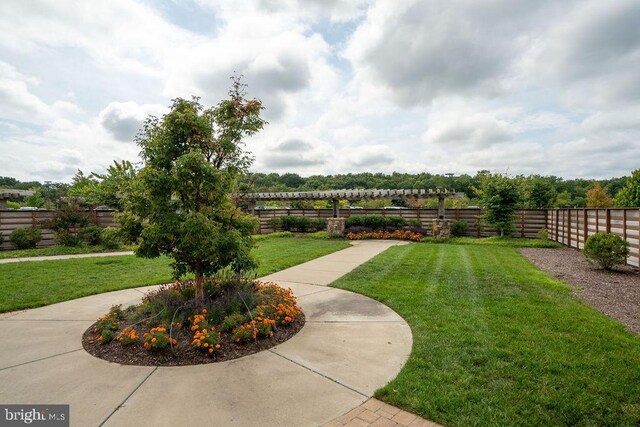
[
  {"left": 2, "top": 207, "right": 637, "bottom": 268},
  {"left": 547, "top": 209, "right": 640, "bottom": 268},
  {"left": 0, "top": 209, "right": 117, "bottom": 250},
  {"left": 254, "top": 208, "right": 548, "bottom": 238}
]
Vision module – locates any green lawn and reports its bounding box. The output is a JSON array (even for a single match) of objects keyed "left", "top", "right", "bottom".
[
  {"left": 331, "top": 243, "right": 640, "bottom": 426},
  {"left": 0, "top": 244, "right": 134, "bottom": 260},
  {"left": 445, "top": 236, "right": 562, "bottom": 248},
  {"left": 0, "top": 237, "right": 350, "bottom": 312}
]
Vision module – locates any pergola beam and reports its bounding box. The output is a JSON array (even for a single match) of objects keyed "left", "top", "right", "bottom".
[{"left": 235, "top": 188, "right": 464, "bottom": 202}]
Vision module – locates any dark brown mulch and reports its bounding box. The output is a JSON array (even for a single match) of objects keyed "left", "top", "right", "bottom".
[
  {"left": 521, "top": 247, "right": 640, "bottom": 334},
  {"left": 82, "top": 314, "right": 305, "bottom": 366}
]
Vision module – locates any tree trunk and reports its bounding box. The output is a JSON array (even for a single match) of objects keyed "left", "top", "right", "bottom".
[{"left": 195, "top": 273, "right": 204, "bottom": 302}]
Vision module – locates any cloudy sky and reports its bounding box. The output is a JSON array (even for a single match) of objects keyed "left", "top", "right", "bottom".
[{"left": 1, "top": 0, "right": 639, "bottom": 182}]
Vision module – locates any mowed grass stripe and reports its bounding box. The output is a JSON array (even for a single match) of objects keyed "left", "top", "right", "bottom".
[{"left": 331, "top": 243, "right": 640, "bottom": 427}]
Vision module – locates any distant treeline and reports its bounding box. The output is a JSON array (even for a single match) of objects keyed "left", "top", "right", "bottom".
[
  {"left": 238, "top": 171, "right": 629, "bottom": 208},
  {"left": 0, "top": 169, "right": 633, "bottom": 209}
]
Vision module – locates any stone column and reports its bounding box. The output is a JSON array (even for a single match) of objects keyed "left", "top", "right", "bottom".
[
  {"left": 432, "top": 219, "right": 451, "bottom": 239},
  {"left": 327, "top": 217, "right": 346, "bottom": 234}
]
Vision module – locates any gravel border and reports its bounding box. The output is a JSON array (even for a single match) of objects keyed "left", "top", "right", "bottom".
[{"left": 521, "top": 247, "right": 640, "bottom": 334}]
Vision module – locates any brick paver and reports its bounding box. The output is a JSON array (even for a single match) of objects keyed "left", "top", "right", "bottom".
[{"left": 325, "top": 399, "right": 443, "bottom": 427}]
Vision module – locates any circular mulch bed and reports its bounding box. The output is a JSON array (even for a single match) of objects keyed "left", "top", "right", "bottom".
[{"left": 82, "top": 314, "right": 305, "bottom": 366}]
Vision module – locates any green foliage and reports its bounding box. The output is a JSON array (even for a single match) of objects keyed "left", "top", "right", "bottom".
[
  {"left": 274, "top": 215, "right": 326, "bottom": 232},
  {"left": 68, "top": 161, "right": 137, "bottom": 209},
  {"left": 10, "top": 227, "right": 42, "bottom": 249},
  {"left": 475, "top": 174, "right": 520, "bottom": 236},
  {"left": 523, "top": 176, "right": 557, "bottom": 208},
  {"left": 100, "top": 227, "right": 122, "bottom": 249},
  {"left": 537, "top": 228, "right": 549, "bottom": 240},
  {"left": 615, "top": 169, "right": 640, "bottom": 207},
  {"left": 23, "top": 189, "right": 45, "bottom": 208},
  {"left": 78, "top": 225, "right": 102, "bottom": 246},
  {"left": 6, "top": 201, "right": 20, "bottom": 209},
  {"left": 583, "top": 233, "right": 630, "bottom": 270},
  {"left": 554, "top": 190, "right": 574, "bottom": 208},
  {"left": 54, "top": 230, "right": 82, "bottom": 247},
  {"left": 252, "top": 231, "right": 295, "bottom": 241},
  {"left": 121, "top": 79, "right": 266, "bottom": 300},
  {"left": 220, "top": 312, "right": 246, "bottom": 333},
  {"left": 345, "top": 215, "right": 407, "bottom": 230},
  {"left": 44, "top": 199, "right": 94, "bottom": 247},
  {"left": 450, "top": 220, "right": 468, "bottom": 237}
]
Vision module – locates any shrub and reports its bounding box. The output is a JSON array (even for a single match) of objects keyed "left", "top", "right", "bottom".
[
  {"left": 310, "top": 217, "right": 327, "bottom": 231},
  {"left": 537, "top": 228, "right": 549, "bottom": 240},
  {"left": 10, "top": 227, "right": 42, "bottom": 249},
  {"left": 79, "top": 225, "right": 102, "bottom": 245},
  {"left": 407, "top": 219, "right": 423, "bottom": 227},
  {"left": 280, "top": 215, "right": 311, "bottom": 232},
  {"left": 54, "top": 230, "right": 82, "bottom": 247},
  {"left": 583, "top": 233, "right": 629, "bottom": 271},
  {"left": 143, "top": 326, "right": 176, "bottom": 350},
  {"left": 345, "top": 215, "right": 407, "bottom": 231},
  {"left": 450, "top": 220, "right": 468, "bottom": 237},
  {"left": 100, "top": 227, "right": 122, "bottom": 249}
]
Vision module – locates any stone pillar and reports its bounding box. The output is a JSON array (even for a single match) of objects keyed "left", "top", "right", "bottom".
[
  {"left": 327, "top": 217, "right": 346, "bottom": 234},
  {"left": 432, "top": 219, "right": 451, "bottom": 239}
]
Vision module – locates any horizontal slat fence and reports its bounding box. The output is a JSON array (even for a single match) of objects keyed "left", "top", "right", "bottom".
[
  {"left": 0, "top": 209, "right": 117, "bottom": 251},
  {"left": 254, "top": 208, "right": 547, "bottom": 239},
  {"left": 547, "top": 209, "right": 639, "bottom": 268},
  {"left": 3, "top": 207, "right": 637, "bottom": 268}
]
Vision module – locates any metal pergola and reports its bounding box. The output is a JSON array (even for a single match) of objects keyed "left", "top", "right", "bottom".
[{"left": 235, "top": 188, "right": 465, "bottom": 219}]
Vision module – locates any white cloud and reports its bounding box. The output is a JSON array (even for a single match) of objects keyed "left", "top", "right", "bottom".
[{"left": 0, "top": 0, "right": 638, "bottom": 183}]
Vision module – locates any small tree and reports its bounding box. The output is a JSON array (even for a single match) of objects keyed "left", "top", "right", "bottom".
[
  {"left": 121, "top": 78, "right": 266, "bottom": 301},
  {"left": 586, "top": 181, "right": 613, "bottom": 208},
  {"left": 615, "top": 169, "right": 640, "bottom": 207},
  {"left": 474, "top": 174, "right": 520, "bottom": 237}
]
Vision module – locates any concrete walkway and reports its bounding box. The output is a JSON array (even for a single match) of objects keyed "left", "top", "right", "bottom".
[
  {"left": 0, "top": 250, "right": 134, "bottom": 264},
  {"left": 0, "top": 241, "right": 414, "bottom": 427}
]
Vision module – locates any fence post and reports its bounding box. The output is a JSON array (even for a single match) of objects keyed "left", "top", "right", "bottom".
[
  {"left": 606, "top": 209, "right": 611, "bottom": 233},
  {"left": 623, "top": 209, "right": 627, "bottom": 265},
  {"left": 595, "top": 210, "right": 599, "bottom": 233},
  {"left": 583, "top": 210, "right": 588, "bottom": 247},
  {"left": 567, "top": 209, "right": 572, "bottom": 247},
  {"left": 520, "top": 210, "right": 525, "bottom": 238}
]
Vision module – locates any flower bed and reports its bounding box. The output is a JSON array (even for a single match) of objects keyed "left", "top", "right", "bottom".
[
  {"left": 345, "top": 226, "right": 429, "bottom": 242},
  {"left": 82, "top": 277, "right": 304, "bottom": 366}
]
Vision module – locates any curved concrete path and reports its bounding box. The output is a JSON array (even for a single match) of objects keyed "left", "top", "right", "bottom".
[{"left": 0, "top": 241, "right": 412, "bottom": 427}]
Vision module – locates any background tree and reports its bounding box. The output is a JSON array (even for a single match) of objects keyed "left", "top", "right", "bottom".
[
  {"left": 121, "top": 78, "right": 266, "bottom": 300},
  {"left": 615, "top": 169, "right": 640, "bottom": 207},
  {"left": 69, "top": 161, "right": 137, "bottom": 208},
  {"left": 474, "top": 174, "right": 520, "bottom": 236},
  {"left": 586, "top": 181, "right": 614, "bottom": 208}
]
